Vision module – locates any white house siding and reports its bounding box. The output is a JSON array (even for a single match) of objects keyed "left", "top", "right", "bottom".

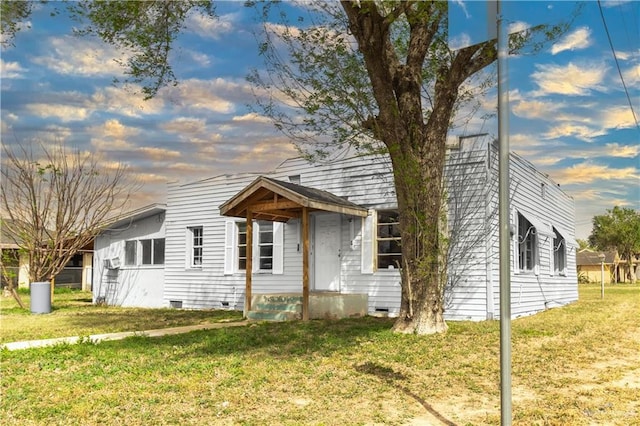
[
  {"left": 129, "top": 135, "right": 577, "bottom": 320},
  {"left": 485, "top": 141, "right": 578, "bottom": 319},
  {"left": 93, "top": 212, "right": 165, "bottom": 308},
  {"left": 443, "top": 144, "right": 493, "bottom": 320}
]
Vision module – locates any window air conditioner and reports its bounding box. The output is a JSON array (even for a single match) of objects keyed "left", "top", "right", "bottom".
[{"left": 106, "top": 257, "right": 121, "bottom": 269}]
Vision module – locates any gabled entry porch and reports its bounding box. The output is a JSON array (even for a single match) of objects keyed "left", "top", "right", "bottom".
[{"left": 219, "top": 176, "right": 369, "bottom": 320}]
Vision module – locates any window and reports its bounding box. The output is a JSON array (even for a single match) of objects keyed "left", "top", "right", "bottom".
[
  {"left": 141, "top": 239, "right": 152, "bottom": 265},
  {"left": 517, "top": 213, "right": 536, "bottom": 272},
  {"left": 125, "top": 240, "right": 137, "bottom": 265},
  {"left": 237, "top": 222, "right": 247, "bottom": 270},
  {"left": 377, "top": 210, "right": 402, "bottom": 270},
  {"left": 153, "top": 238, "right": 165, "bottom": 265},
  {"left": 258, "top": 221, "right": 273, "bottom": 270},
  {"left": 553, "top": 227, "right": 566, "bottom": 275},
  {"left": 189, "top": 226, "right": 203, "bottom": 267},
  {"left": 140, "top": 238, "right": 165, "bottom": 265}
]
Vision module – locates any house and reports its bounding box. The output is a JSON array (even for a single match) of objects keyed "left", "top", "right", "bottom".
[
  {"left": 576, "top": 249, "right": 638, "bottom": 283},
  {"left": 92, "top": 204, "right": 166, "bottom": 307},
  {"left": 0, "top": 219, "right": 93, "bottom": 291},
  {"left": 92, "top": 135, "right": 579, "bottom": 320}
]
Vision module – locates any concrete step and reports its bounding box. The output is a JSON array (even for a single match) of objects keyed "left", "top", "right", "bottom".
[
  {"left": 259, "top": 295, "right": 302, "bottom": 304},
  {"left": 247, "top": 310, "right": 301, "bottom": 321},
  {"left": 253, "top": 302, "right": 302, "bottom": 313}
]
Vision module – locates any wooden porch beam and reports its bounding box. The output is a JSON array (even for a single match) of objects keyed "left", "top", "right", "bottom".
[
  {"left": 251, "top": 199, "right": 301, "bottom": 212},
  {"left": 302, "top": 206, "right": 309, "bottom": 321},
  {"left": 245, "top": 209, "right": 253, "bottom": 316}
]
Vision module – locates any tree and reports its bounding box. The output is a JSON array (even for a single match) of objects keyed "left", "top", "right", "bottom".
[
  {"left": 2, "top": 1, "right": 572, "bottom": 333},
  {"left": 1, "top": 140, "right": 137, "bottom": 305},
  {"left": 589, "top": 207, "right": 640, "bottom": 282},
  {"left": 247, "top": 1, "right": 572, "bottom": 333}
]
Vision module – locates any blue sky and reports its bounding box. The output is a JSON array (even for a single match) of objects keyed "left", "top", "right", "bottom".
[{"left": 1, "top": 1, "right": 638, "bottom": 240}]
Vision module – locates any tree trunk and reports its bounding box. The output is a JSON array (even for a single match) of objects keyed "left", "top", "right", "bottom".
[
  {"left": 11, "top": 287, "right": 26, "bottom": 309},
  {"left": 389, "top": 141, "right": 448, "bottom": 335}
]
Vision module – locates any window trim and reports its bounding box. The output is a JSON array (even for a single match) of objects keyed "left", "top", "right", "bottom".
[
  {"left": 375, "top": 209, "right": 402, "bottom": 271},
  {"left": 256, "top": 221, "right": 274, "bottom": 272},
  {"left": 188, "top": 226, "right": 204, "bottom": 268},
  {"left": 516, "top": 212, "right": 537, "bottom": 274},
  {"left": 124, "top": 240, "right": 137, "bottom": 266},
  {"left": 552, "top": 227, "right": 566, "bottom": 276}
]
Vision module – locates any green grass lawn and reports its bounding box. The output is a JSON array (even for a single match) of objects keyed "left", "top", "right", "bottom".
[
  {"left": 0, "top": 289, "right": 243, "bottom": 343},
  {"left": 1, "top": 284, "right": 638, "bottom": 425}
]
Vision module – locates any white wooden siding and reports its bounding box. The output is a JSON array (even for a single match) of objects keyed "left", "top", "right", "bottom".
[
  {"left": 93, "top": 212, "right": 166, "bottom": 308},
  {"left": 106, "top": 135, "right": 577, "bottom": 320}
]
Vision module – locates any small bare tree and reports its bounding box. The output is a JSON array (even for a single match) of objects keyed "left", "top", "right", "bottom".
[{"left": 1, "top": 139, "right": 137, "bottom": 305}]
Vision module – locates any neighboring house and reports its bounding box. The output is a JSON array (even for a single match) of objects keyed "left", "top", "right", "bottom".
[
  {"left": 93, "top": 135, "right": 579, "bottom": 320},
  {"left": 0, "top": 219, "right": 94, "bottom": 291},
  {"left": 576, "top": 249, "right": 638, "bottom": 283},
  {"left": 93, "top": 204, "right": 166, "bottom": 307}
]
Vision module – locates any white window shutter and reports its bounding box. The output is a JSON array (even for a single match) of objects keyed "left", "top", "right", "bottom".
[
  {"left": 361, "top": 210, "right": 375, "bottom": 274},
  {"left": 224, "top": 221, "right": 235, "bottom": 275},
  {"left": 272, "top": 222, "right": 284, "bottom": 274},
  {"left": 512, "top": 209, "right": 519, "bottom": 274}
]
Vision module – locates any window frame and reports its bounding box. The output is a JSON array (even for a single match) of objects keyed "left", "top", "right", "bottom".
[
  {"left": 552, "top": 227, "right": 566, "bottom": 276},
  {"left": 517, "top": 213, "right": 537, "bottom": 273},
  {"left": 257, "top": 221, "right": 274, "bottom": 272},
  {"left": 188, "top": 226, "right": 204, "bottom": 268},
  {"left": 124, "top": 240, "right": 137, "bottom": 266},
  {"left": 237, "top": 221, "right": 247, "bottom": 271},
  {"left": 376, "top": 209, "right": 402, "bottom": 271}
]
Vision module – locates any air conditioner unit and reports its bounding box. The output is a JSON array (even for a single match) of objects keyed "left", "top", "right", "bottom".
[{"left": 105, "top": 257, "right": 121, "bottom": 269}]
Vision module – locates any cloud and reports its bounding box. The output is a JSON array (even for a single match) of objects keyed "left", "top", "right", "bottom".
[
  {"left": 531, "top": 62, "right": 608, "bottom": 96},
  {"left": 600, "top": 106, "right": 638, "bottom": 129},
  {"left": 232, "top": 112, "right": 273, "bottom": 124},
  {"left": 604, "top": 143, "right": 640, "bottom": 158},
  {"left": 512, "top": 99, "right": 564, "bottom": 120},
  {"left": 26, "top": 103, "right": 89, "bottom": 122},
  {"left": 186, "top": 12, "right": 237, "bottom": 39},
  {"left": 0, "top": 59, "right": 26, "bottom": 79},
  {"left": 31, "top": 36, "right": 128, "bottom": 77},
  {"left": 552, "top": 162, "right": 639, "bottom": 185},
  {"left": 88, "top": 119, "right": 140, "bottom": 151},
  {"left": 160, "top": 117, "right": 207, "bottom": 134},
  {"left": 622, "top": 64, "right": 640, "bottom": 85},
  {"left": 551, "top": 27, "right": 592, "bottom": 55},
  {"left": 91, "top": 86, "right": 165, "bottom": 117},
  {"left": 138, "top": 147, "right": 182, "bottom": 161},
  {"left": 161, "top": 78, "right": 236, "bottom": 114},
  {"left": 542, "top": 123, "right": 605, "bottom": 142}
]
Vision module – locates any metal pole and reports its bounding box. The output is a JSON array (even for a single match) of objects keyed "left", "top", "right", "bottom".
[
  {"left": 497, "top": 1, "right": 512, "bottom": 424},
  {"left": 601, "top": 259, "right": 604, "bottom": 299}
]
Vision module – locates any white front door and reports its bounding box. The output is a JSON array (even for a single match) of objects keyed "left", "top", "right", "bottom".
[{"left": 313, "top": 213, "right": 341, "bottom": 291}]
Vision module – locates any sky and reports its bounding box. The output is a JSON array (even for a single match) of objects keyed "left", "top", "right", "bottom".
[{"left": 1, "top": 1, "right": 638, "bottom": 240}]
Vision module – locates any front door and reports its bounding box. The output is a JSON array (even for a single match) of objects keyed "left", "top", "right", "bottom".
[{"left": 313, "top": 213, "right": 341, "bottom": 291}]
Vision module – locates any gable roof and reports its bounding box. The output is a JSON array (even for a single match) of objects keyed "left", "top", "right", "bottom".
[
  {"left": 576, "top": 249, "right": 617, "bottom": 266},
  {"left": 101, "top": 203, "right": 167, "bottom": 230},
  {"left": 219, "top": 176, "right": 368, "bottom": 222}
]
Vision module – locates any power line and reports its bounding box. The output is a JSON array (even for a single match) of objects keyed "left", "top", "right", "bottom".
[{"left": 597, "top": 0, "right": 639, "bottom": 130}]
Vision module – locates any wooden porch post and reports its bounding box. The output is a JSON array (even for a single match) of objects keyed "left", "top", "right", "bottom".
[
  {"left": 302, "top": 206, "right": 309, "bottom": 320},
  {"left": 245, "top": 209, "right": 253, "bottom": 316}
]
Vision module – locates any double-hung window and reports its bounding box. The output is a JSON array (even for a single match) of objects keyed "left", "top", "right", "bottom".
[
  {"left": 189, "top": 226, "right": 203, "bottom": 267},
  {"left": 224, "top": 220, "right": 283, "bottom": 275},
  {"left": 257, "top": 221, "right": 274, "bottom": 271},
  {"left": 377, "top": 210, "right": 402, "bottom": 270},
  {"left": 237, "top": 222, "right": 247, "bottom": 270}
]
